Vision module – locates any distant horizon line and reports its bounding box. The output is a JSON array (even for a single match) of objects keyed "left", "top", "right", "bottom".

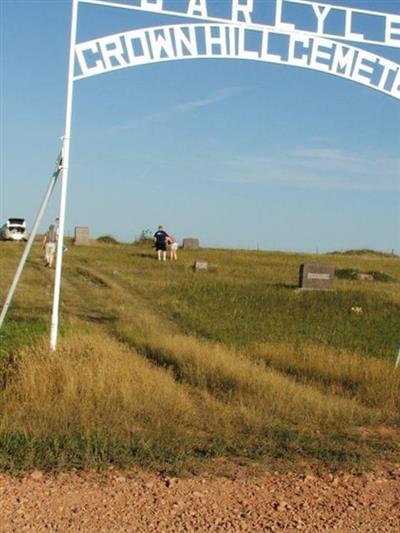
[{"left": 45, "top": 233, "right": 399, "bottom": 257}]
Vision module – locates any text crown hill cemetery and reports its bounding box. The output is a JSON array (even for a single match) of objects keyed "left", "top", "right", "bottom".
[{"left": 75, "top": 0, "right": 400, "bottom": 100}]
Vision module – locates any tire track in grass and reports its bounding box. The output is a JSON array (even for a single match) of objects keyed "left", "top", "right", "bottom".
[{"left": 63, "top": 259, "right": 376, "bottom": 431}]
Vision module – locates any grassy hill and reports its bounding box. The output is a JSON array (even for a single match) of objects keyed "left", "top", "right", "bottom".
[{"left": 0, "top": 240, "right": 399, "bottom": 473}]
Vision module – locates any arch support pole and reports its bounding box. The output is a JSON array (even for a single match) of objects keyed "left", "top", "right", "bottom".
[
  {"left": 0, "top": 157, "right": 62, "bottom": 329},
  {"left": 50, "top": 0, "right": 79, "bottom": 351}
]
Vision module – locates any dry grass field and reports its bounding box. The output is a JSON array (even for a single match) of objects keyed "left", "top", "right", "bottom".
[{"left": 0, "top": 239, "right": 399, "bottom": 473}]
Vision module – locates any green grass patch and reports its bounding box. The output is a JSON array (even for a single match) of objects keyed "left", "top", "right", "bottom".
[
  {"left": 0, "top": 317, "right": 48, "bottom": 388},
  {"left": 0, "top": 317, "right": 47, "bottom": 354},
  {"left": 157, "top": 280, "right": 399, "bottom": 359}
]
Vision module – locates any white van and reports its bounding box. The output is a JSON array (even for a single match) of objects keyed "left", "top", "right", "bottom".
[{"left": 0, "top": 218, "right": 29, "bottom": 241}]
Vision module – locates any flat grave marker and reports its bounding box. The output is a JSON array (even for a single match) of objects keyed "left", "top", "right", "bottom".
[{"left": 193, "top": 260, "right": 208, "bottom": 272}]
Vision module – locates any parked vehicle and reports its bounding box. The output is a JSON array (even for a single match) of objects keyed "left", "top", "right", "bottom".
[{"left": 0, "top": 218, "right": 29, "bottom": 241}]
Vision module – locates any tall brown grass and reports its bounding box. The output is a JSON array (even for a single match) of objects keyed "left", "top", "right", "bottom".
[
  {"left": 116, "top": 321, "right": 377, "bottom": 432},
  {"left": 0, "top": 331, "right": 252, "bottom": 467},
  {"left": 1, "top": 333, "right": 196, "bottom": 439},
  {"left": 248, "top": 343, "right": 400, "bottom": 425}
]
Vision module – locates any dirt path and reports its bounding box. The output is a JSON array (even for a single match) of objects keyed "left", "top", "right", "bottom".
[{"left": 1, "top": 466, "right": 399, "bottom": 532}]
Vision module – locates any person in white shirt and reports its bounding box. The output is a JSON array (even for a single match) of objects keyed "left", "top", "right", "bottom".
[{"left": 167, "top": 235, "right": 178, "bottom": 260}]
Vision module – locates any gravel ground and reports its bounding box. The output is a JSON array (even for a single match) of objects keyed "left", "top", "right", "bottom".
[{"left": 1, "top": 465, "right": 399, "bottom": 532}]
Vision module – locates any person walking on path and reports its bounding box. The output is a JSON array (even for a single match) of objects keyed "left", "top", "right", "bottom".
[
  {"left": 167, "top": 235, "right": 178, "bottom": 261},
  {"left": 42, "top": 224, "right": 58, "bottom": 268},
  {"left": 153, "top": 226, "right": 169, "bottom": 261}
]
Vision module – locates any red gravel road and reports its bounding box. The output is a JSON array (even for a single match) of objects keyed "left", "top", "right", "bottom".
[{"left": 1, "top": 466, "right": 399, "bottom": 532}]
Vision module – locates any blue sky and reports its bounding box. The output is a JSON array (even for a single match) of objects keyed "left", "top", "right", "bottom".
[{"left": 1, "top": 0, "right": 399, "bottom": 252}]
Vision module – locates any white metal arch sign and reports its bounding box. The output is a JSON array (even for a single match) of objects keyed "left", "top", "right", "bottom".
[
  {"left": 75, "top": 0, "right": 400, "bottom": 99},
  {"left": 53, "top": 0, "right": 400, "bottom": 349}
]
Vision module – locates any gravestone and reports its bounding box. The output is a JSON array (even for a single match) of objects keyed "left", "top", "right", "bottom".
[
  {"left": 193, "top": 260, "right": 208, "bottom": 272},
  {"left": 74, "top": 226, "right": 90, "bottom": 245},
  {"left": 182, "top": 238, "right": 200, "bottom": 249},
  {"left": 299, "top": 263, "right": 335, "bottom": 290}
]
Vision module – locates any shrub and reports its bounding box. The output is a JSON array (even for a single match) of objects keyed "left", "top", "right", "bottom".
[
  {"left": 367, "top": 271, "right": 393, "bottom": 282},
  {"left": 133, "top": 229, "right": 154, "bottom": 245},
  {"left": 97, "top": 235, "right": 119, "bottom": 244},
  {"left": 335, "top": 268, "right": 358, "bottom": 280},
  {"left": 330, "top": 249, "right": 398, "bottom": 258},
  {"left": 335, "top": 268, "right": 394, "bottom": 282}
]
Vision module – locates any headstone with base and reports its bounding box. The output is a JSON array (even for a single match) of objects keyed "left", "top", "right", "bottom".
[
  {"left": 193, "top": 260, "right": 208, "bottom": 272},
  {"left": 182, "top": 238, "right": 200, "bottom": 249},
  {"left": 74, "top": 226, "right": 90, "bottom": 245},
  {"left": 299, "top": 263, "right": 335, "bottom": 290}
]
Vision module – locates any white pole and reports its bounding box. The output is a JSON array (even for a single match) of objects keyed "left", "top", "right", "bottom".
[
  {"left": 0, "top": 157, "right": 62, "bottom": 329},
  {"left": 275, "top": 0, "right": 283, "bottom": 27},
  {"left": 395, "top": 348, "right": 400, "bottom": 369},
  {"left": 50, "top": 0, "right": 79, "bottom": 351}
]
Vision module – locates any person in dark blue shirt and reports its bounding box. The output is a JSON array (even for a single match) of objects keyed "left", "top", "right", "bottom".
[{"left": 153, "top": 226, "right": 169, "bottom": 261}]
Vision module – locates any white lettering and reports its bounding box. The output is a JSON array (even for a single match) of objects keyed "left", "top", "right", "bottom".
[
  {"left": 377, "top": 64, "right": 397, "bottom": 91},
  {"left": 260, "top": 31, "right": 284, "bottom": 64},
  {"left": 386, "top": 15, "right": 400, "bottom": 46},
  {"left": 275, "top": 0, "right": 296, "bottom": 32},
  {"left": 124, "top": 29, "right": 152, "bottom": 66},
  {"left": 238, "top": 27, "right": 258, "bottom": 59},
  {"left": 174, "top": 26, "right": 198, "bottom": 58},
  {"left": 332, "top": 45, "right": 356, "bottom": 77},
  {"left": 344, "top": 10, "right": 364, "bottom": 42},
  {"left": 187, "top": 0, "right": 207, "bottom": 18},
  {"left": 232, "top": 0, "right": 253, "bottom": 24},
  {"left": 312, "top": 4, "right": 331, "bottom": 35},
  {"left": 310, "top": 38, "right": 334, "bottom": 72},
  {"left": 73, "top": 22, "right": 400, "bottom": 100},
  {"left": 91, "top": 0, "right": 399, "bottom": 49},
  {"left": 204, "top": 25, "right": 227, "bottom": 56},
  {"left": 391, "top": 69, "right": 400, "bottom": 98},
  {"left": 147, "top": 28, "right": 175, "bottom": 59},
  {"left": 98, "top": 35, "right": 128, "bottom": 70},
  {"left": 287, "top": 34, "right": 312, "bottom": 67},
  {"left": 352, "top": 52, "right": 378, "bottom": 85},
  {"left": 75, "top": 41, "right": 105, "bottom": 76},
  {"left": 227, "top": 25, "right": 237, "bottom": 56},
  {"left": 141, "top": 0, "right": 163, "bottom": 12}
]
